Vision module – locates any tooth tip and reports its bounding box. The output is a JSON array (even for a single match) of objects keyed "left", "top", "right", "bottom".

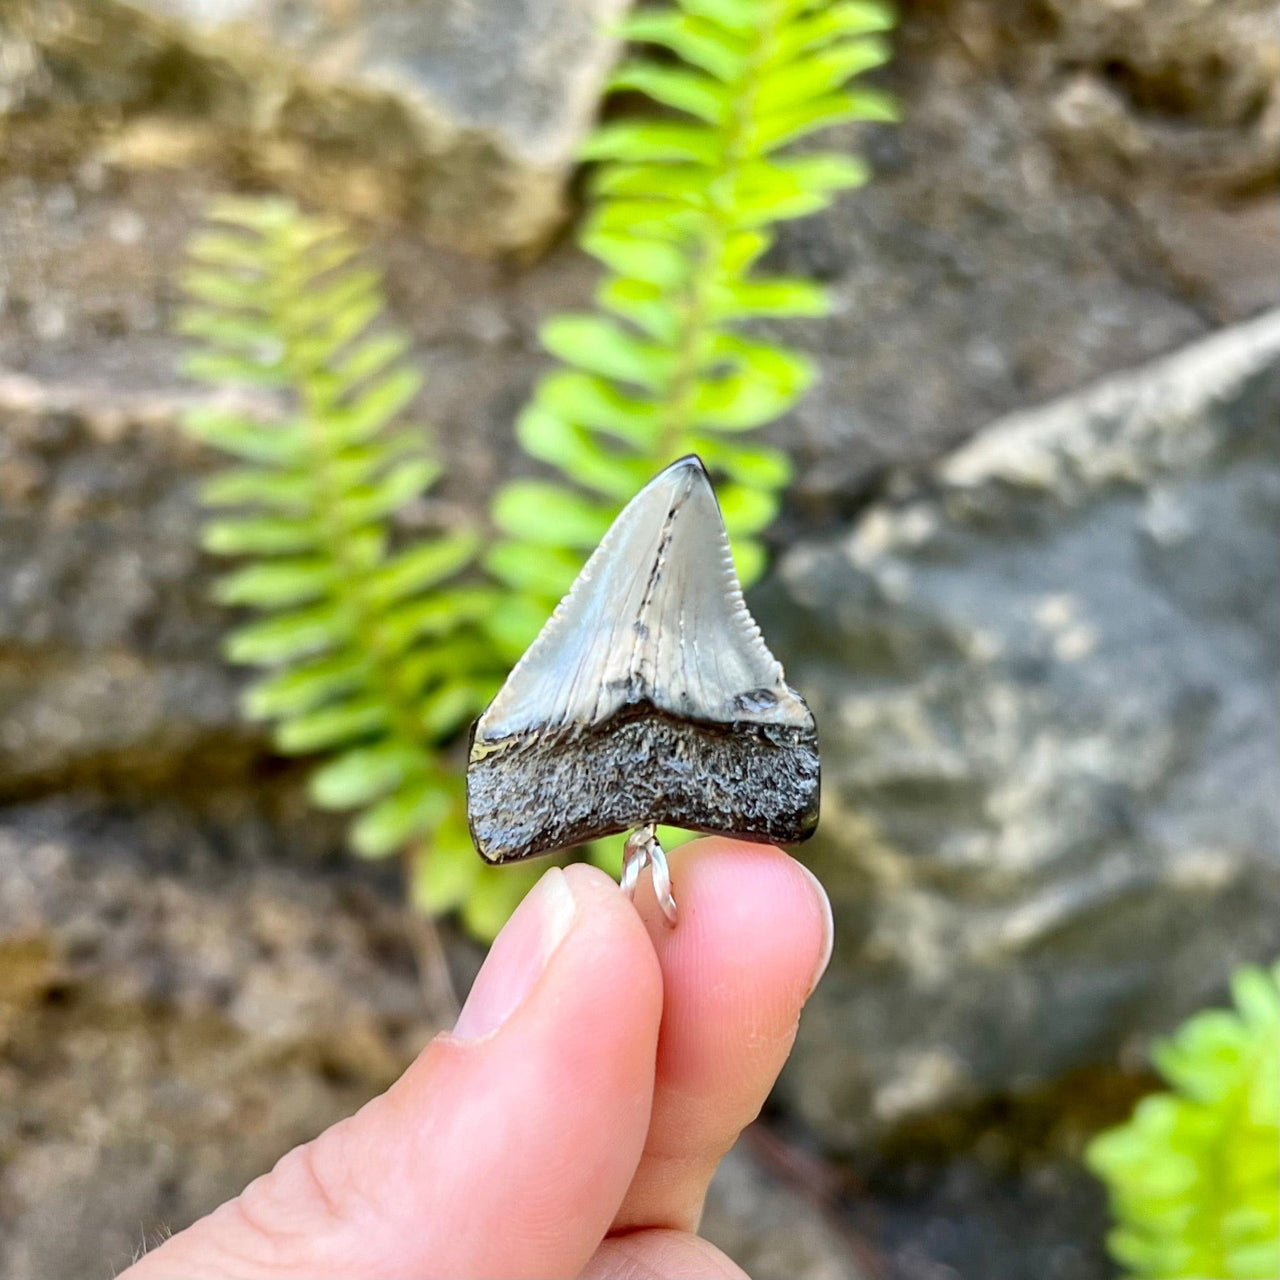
[
  {"left": 652, "top": 453, "right": 713, "bottom": 499},
  {"left": 665, "top": 452, "right": 709, "bottom": 477}
]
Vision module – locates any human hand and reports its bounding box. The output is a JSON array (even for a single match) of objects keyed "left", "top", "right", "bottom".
[{"left": 121, "top": 837, "right": 832, "bottom": 1279}]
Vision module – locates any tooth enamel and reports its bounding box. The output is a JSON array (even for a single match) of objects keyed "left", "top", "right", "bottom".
[{"left": 467, "top": 455, "right": 820, "bottom": 863}]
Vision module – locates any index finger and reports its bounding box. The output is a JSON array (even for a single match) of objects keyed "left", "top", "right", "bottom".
[{"left": 609, "top": 837, "right": 833, "bottom": 1234}]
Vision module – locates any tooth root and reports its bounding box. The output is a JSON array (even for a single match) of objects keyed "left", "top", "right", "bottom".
[{"left": 467, "top": 455, "right": 820, "bottom": 863}]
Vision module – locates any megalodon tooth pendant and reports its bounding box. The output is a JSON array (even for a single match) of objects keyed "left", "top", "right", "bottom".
[{"left": 466, "top": 455, "right": 820, "bottom": 920}]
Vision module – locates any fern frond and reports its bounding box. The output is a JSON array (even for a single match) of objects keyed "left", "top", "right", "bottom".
[
  {"left": 178, "top": 1, "right": 896, "bottom": 935},
  {"left": 490, "top": 0, "right": 896, "bottom": 654},
  {"left": 1087, "top": 963, "right": 1280, "bottom": 1279},
  {"left": 180, "top": 197, "right": 504, "bottom": 922}
]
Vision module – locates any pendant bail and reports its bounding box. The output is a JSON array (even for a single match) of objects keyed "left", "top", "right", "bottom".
[{"left": 620, "top": 823, "right": 678, "bottom": 927}]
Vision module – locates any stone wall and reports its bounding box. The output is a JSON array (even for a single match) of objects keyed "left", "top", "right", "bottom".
[{"left": 0, "top": 0, "right": 1276, "bottom": 1275}]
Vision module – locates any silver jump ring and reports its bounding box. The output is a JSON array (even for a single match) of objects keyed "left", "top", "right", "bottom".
[{"left": 621, "top": 824, "right": 678, "bottom": 927}]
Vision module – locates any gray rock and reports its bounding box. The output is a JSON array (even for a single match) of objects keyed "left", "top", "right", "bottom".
[
  {"left": 0, "top": 798, "right": 433, "bottom": 1279},
  {"left": 0, "top": 375, "right": 250, "bottom": 795},
  {"left": 0, "top": 3, "right": 1274, "bottom": 1273},
  {"left": 766, "top": 311, "right": 1280, "bottom": 1149},
  {"left": 773, "top": 0, "right": 1278, "bottom": 508},
  {"left": 2, "top": 0, "right": 1275, "bottom": 502},
  {"left": 2, "top": 0, "right": 629, "bottom": 253},
  {"left": 703, "top": 1136, "right": 871, "bottom": 1280}
]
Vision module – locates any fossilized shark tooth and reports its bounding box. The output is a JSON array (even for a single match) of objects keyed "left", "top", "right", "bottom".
[{"left": 467, "top": 454, "right": 820, "bottom": 863}]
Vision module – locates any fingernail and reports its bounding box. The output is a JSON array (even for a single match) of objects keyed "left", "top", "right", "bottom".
[
  {"left": 452, "top": 867, "right": 577, "bottom": 1041},
  {"left": 797, "top": 862, "right": 834, "bottom": 996}
]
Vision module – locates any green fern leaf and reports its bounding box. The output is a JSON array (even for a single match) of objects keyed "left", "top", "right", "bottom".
[
  {"left": 410, "top": 803, "right": 481, "bottom": 912},
  {"left": 180, "top": 198, "right": 505, "bottom": 936},
  {"left": 182, "top": 407, "right": 307, "bottom": 464},
  {"left": 202, "top": 515, "right": 319, "bottom": 556},
  {"left": 213, "top": 558, "right": 336, "bottom": 608},
  {"left": 240, "top": 653, "right": 366, "bottom": 721},
  {"left": 540, "top": 314, "right": 676, "bottom": 389},
  {"left": 309, "top": 742, "right": 423, "bottom": 809},
  {"left": 494, "top": 0, "right": 895, "bottom": 664},
  {"left": 492, "top": 482, "right": 615, "bottom": 549},
  {"left": 1087, "top": 963, "right": 1280, "bottom": 1279}
]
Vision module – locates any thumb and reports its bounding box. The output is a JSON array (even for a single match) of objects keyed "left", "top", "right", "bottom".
[{"left": 123, "top": 865, "right": 664, "bottom": 1280}]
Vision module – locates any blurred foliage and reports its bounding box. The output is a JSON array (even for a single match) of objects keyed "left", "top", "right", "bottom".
[
  {"left": 1087, "top": 963, "right": 1280, "bottom": 1280},
  {"left": 178, "top": 0, "right": 896, "bottom": 937},
  {"left": 487, "top": 0, "right": 897, "bottom": 654},
  {"left": 179, "top": 198, "right": 541, "bottom": 937}
]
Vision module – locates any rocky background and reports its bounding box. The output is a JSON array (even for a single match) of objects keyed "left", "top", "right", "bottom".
[{"left": 1, "top": 0, "right": 1277, "bottom": 1276}]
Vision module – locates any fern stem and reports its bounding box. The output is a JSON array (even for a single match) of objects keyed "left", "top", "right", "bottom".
[
  {"left": 655, "top": 225, "right": 719, "bottom": 462},
  {"left": 653, "top": 0, "right": 785, "bottom": 462},
  {"left": 403, "top": 853, "right": 461, "bottom": 1023},
  {"left": 1198, "top": 1056, "right": 1256, "bottom": 1277},
  {"left": 267, "top": 231, "right": 426, "bottom": 759}
]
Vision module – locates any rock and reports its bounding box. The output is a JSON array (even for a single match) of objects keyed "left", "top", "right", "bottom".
[
  {"left": 0, "top": 152, "right": 589, "bottom": 797},
  {"left": 0, "top": 797, "right": 433, "bottom": 1279},
  {"left": 0, "top": 374, "right": 251, "bottom": 796},
  {"left": 851, "top": 1131, "right": 1114, "bottom": 1280},
  {"left": 2, "top": 0, "right": 630, "bottom": 254},
  {"left": 2, "top": 0, "right": 1275, "bottom": 497},
  {"left": 766, "top": 311, "right": 1280, "bottom": 1149},
  {"left": 1, "top": 3, "right": 1274, "bottom": 1275},
  {"left": 772, "top": 0, "right": 1278, "bottom": 510},
  {"left": 1036, "top": 0, "right": 1277, "bottom": 162},
  {"left": 703, "top": 1134, "right": 871, "bottom": 1280}
]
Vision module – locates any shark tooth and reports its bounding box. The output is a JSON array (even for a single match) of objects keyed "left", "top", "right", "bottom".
[{"left": 467, "top": 454, "right": 820, "bottom": 863}]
